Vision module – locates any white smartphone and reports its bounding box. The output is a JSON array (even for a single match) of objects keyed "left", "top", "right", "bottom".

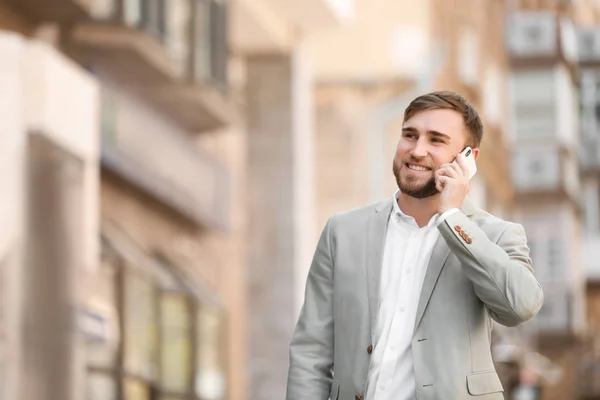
[{"left": 453, "top": 146, "right": 477, "bottom": 180}]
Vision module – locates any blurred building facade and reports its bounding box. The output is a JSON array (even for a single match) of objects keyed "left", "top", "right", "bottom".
[
  {"left": 229, "top": 0, "right": 352, "bottom": 399},
  {"left": 0, "top": 1, "right": 245, "bottom": 400},
  {"left": 507, "top": 3, "right": 585, "bottom": 400},
  {"left": 5, "top": 1, "right": 600, "bottom": 400}
]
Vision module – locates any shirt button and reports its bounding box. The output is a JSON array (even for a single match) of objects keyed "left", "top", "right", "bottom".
[
  {"left": 399, "top": 306, "right": 406, "bottom": 312},
  {"left": 406, "top": 268, "right": 412, "bottom": 274}
]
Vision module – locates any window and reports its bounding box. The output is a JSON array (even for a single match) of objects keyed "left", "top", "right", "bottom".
[
  {"left": 193, "top": 0, "right": 211, "bottom": 81},
  {"left": 92, "top": 240, "right": 228, "bottom": 400},
  {"left": 209, "top": 0, "right": 228, "bottom": 87},
  {"left": 159, "top": 293, "right": 192, "bottom": 396},
  {"left": 483, "top": 65, "right": 502, "bottom": 126},
  {"left": 123, "top": 0, "right": 142, "bottom": 27},
  {"left": 141, "top": 0, "right": 165, "bottom": 40},
  {"left": 123, "top": 270, "right": 158, "bottom": 381},
  {"left": 521, "top": 215, "right": 567, "bottom": 283},
  {"left": 123, "top": 377, "right": 151, "bottom": 400},
  {"left": 165, "top": 0, "right": 192, "bottom": 77},
  {"left": 511, "top": 69, "right": 556, "bottom": 139},
  {"left": 457, "top": 27, "right": 479, "bottom": 86},
  {"left": 87, "top": 373, "right": 117, "bottom": 400},
  {"left": 90, "top": 0, "right": 118, "bottom": 20},
  {"left": 196, "top": 307, "right": 227, "bottom": 400}
]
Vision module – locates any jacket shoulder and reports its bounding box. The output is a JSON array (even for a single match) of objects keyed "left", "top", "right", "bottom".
[{"left": 325, "top": 199, "right": 392, "bottom": 231}]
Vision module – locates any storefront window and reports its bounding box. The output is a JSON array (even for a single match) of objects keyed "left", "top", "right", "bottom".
[
  {"left": 124, "top": 271, "right": 157, "bottom": 381},
  {"left": 123, "top": 377, "right": 150, "bottom": 400},
  {"left": 165, "top": 0, "right": 191, "bottom": 76},
  {"left": 98, "top": 240, "right": 229, "bottom": 400},
  {"left": 196, "top": 307, "right": 227, "bottom": 400},
  {"left": 86, "top": 259, "right": 119, "bottom": 369},
  {"left": 159, "top": 293, "right": 192, "bottom": 393},
  {"left": 87, "top": 373, "right": 117, "bottom": 400}
]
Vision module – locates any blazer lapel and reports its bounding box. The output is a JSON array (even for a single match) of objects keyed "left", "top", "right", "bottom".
[
  {"left": 366, "top": 199, "right": 393, "bottom": 338},
  {"left": 413, "top": 200, "right": 477, "bottom": 333}
]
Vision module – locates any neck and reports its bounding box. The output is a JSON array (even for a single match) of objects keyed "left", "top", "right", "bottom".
[{"left": 397, "top": 192, "right": 440, "bottom": 228}]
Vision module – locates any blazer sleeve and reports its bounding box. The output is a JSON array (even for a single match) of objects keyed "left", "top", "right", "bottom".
[
  {"left": 438, "top": 211, "right": 544, "bottom": 327},
  {"left": 286, "top": 216, "right": 335, "bottom": 400}
]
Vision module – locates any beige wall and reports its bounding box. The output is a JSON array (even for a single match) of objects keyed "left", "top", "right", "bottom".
[
  {"left": 23, "top": 40, "right": 100, "bottom": 274},
  {"left": 306, "top": 0, "right": 432, "bottom": 82},
  {"left": 313, "top": 0, "right": 513, "bottom": 227},
  {"left": 0, "top": 31, "right": 27, "bottom": 400}
]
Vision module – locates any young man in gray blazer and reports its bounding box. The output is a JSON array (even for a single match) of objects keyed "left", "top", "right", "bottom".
[{"left": 286, "top": 91, "right": 543, "bottom": 400}]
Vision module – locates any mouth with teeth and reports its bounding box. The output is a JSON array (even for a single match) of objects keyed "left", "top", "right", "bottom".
[{"left": 405, "top": 163, "right": 431, "bottom": 173}]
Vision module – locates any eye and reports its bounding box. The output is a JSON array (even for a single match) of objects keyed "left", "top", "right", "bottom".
[
  {"left": 431, "top": 137, "right": 444, "bottom": 143},
  {"left": 403, "top": 132, "right": 417, "bottom": 139}
]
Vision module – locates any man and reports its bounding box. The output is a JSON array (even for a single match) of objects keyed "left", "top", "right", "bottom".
[{"left": 286, "top": 91, "right": 543, "bottom": 400}]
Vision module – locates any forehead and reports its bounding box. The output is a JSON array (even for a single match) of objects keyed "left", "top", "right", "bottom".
[{"left": 403, "top": 109, "right": 467, "bottom": 139}]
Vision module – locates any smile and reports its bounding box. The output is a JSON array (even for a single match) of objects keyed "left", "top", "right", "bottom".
[{"left": 406, "top": 163, "right": 431, "bottom": 172}]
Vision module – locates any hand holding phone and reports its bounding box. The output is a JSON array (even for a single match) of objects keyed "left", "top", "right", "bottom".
[{"left": 436, "top": 147, "right": 477, "bottom": 214}]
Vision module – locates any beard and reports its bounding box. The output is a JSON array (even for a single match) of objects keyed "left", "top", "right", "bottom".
[{"left": 393, "top": 159, "right": 439, "bottom": 199}]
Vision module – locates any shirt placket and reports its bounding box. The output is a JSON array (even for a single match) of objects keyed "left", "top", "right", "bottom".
[{"left": 376, "top": 228, "right": 423, "bottom": 397}]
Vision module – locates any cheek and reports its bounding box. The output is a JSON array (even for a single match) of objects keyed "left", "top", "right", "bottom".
[
  {"left": 430, "top": 149, "right": 454, "bottom": 167},
  {"left": 395, "top": 141, "right": 411, "bottom": 156}
]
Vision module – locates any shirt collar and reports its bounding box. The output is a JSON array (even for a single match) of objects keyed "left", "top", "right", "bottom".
[{"left": 392, "top": 189, "right": 442, "bottom": 229}]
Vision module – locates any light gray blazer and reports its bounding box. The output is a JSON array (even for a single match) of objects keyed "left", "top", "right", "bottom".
[{"left": 286, "top": 198, "right": 543, "bottom": 400}]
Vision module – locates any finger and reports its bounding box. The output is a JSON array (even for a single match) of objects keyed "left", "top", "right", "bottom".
[
  {"left": 436, "top": 178, "right": 444, "bottom": 192},
  {"left": 436, "top": 175, "right": 450, "bottom": 190},
  {"left": 436, "top": 164, "right": 459, "bottom": 178}
]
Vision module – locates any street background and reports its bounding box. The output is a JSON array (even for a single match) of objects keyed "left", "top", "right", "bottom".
[{"left": 1, "top": 0, "right": 599, "bottom": 399}]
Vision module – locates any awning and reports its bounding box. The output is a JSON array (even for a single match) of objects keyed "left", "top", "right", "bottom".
[{"left": 101, "top": 221, "right": 225, "bottom": 310}]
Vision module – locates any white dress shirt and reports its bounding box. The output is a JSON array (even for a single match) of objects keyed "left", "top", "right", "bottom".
[{"left": 366, "top": 191, "right": 457, "bottom": 400}]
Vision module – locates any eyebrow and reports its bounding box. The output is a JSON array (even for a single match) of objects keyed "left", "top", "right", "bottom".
[{"left": 402, "top": 127, "right": 452, "bottom": 141}]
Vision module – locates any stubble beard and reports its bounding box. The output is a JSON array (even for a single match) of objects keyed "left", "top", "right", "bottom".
[{"left": 392, "top": 159, "right": 439, "bottom": 199}]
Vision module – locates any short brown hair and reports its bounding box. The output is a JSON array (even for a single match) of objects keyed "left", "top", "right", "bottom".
[{"left": 403, "top": 91, "right": 483, "bottom": 148}]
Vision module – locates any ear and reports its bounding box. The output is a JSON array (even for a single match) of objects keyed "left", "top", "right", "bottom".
[{"left": 471, "top": 147, "right": 480, "bottom": 161}]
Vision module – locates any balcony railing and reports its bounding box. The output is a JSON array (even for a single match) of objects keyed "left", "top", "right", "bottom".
[
  {"left": 507, "top": 11, "right": 557, "bottom": 58},
  {"left": 85, "top": 0, "right": 227, "bottom": 89},
  {"left": 100, "top": 86, "right": 230, "bottom": 230},
  {"left": 582, "top": 235, "right": 600, "bottom": 280},
  {"left": 67, "top": 0, "right": 231, "bottom": 131},
  {"left": 578, "top": 27, "right": 600, "bottom": 64},
  {"left": 4, "top": 0, "right": 93, "bottom": 22},
  {"left": 511, "top": 145, "right": 580, "bottom": 198},
  {"left": 529, "top": 285, "right": 572, "bottom": 334},
  {"left": 577, "top": 358, "right": 600, "bottom": 398},
  {"left": 581, "top": 135, "right": 600, "bottom": 172},
  {"left": 506, "top": 11, "right": 578, "bottom": 64}
]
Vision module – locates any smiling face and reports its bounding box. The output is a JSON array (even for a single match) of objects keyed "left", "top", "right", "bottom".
[{"left": 392, "top": 108, "right": 472, "bottom": 198}]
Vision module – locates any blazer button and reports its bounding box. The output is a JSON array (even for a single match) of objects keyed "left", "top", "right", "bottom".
[
  {"left": 466, "top": 237, "right": 473, "bottom": 244},
  {"left": 355, "top": 396, "right": 363, "bottom": 400},
  {"left": 454, "top": 225, "right": 462, "bottom": 232},
  {"left": 367, "top": 344, "right": 373, "bottom": 355}
]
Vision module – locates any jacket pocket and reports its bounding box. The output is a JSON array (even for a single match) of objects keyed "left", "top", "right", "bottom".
[
  {"left": 466, "top": 370, "right": 504, "bottom": 395},
  {"left": 329, "top": 380, "right": 340, "bottom": 400}
]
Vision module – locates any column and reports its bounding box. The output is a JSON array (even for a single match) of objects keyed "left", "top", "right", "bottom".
[
  {"left": 0, "top": 31, "right": 26, "bottom": 400},
  {"left": 21, "top": 134, "right": 87, "bottom": 400},
  {"left": 246, "top": 44, "right": 315, "bottom": 400}
]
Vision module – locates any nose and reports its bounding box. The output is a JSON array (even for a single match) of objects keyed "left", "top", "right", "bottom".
[{"left": 410, "top": 138, "right": 429, "bottom": 159}]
